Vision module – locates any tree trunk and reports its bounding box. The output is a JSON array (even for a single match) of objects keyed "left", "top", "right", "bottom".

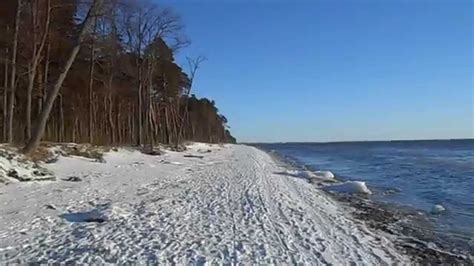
[
  {"left": 59, "top": 94, "right": 64, "bottom": 142},
  {"left": 3, "top": 48, "right": 8, "bottom": 142},
  {"left": 7, "top": 0, "right": 21, "bottom": 143},
  {"left": 72, "top": 116, "right": 78, "bottom": 143},
  {"left": 26, "top": 0, "right": 51, "bottom": 140},
  {"left": 144, "top": 60, "right": 154, "bottom": 145},
  {"left": 137, "top": 65, "right": 143, "bottom": 146},
  {"left": 42, "top": 42, "right": 50, "bottom": 105},
  {"left": 131, "top": 106, "right": 135, "bottom": 143},
  {"left": 26, "top": 63, "right": 36, "bottom": 139},
  {"left": 149, "top": 101, "right": 157, "bottom": 145},
  {"left": 108, "top": 94, "right": 115, "bottom": 144},
  {"left": 165, "top": 106, "right": 172, "bottom": 144},
  {"left": 23, "top": 0, "right": 104, "bottom": 153},
  {"left": 25, "top": 0, "right": 37, "bottom": 140},
  {"left": 37, "top": 65, "right": 43, "bottom": 115},
  {"left": 116, "top": 101, "right": 121, "bottom": 143},
  {"left": 88, "top": 21, "right": 96, "bottom": 143}
]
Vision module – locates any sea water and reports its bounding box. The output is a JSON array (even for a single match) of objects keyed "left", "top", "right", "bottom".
[{"left": 258, "top": 139, "right": 474, "bottom": 245}]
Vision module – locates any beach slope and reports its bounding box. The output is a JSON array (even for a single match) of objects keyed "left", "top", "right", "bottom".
[{"left": 0, "top": 144, "right": 408, "bottom": 264}]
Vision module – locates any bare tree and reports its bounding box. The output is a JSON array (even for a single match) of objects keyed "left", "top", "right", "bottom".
[
  {"left": 118, "top": 0, "right": 184, "bottom": 146},
  {"left": 23, "top": 0, "right": 104, "bottom": 153},
  {"left": 176, "top": 56, "right": 205, "bottom": 146},
  {"left": 7, "top": 0, "right": 22, "bottom": 143},
  {"left": 25, "top": 0, "right": 51, "bottom": 140}
]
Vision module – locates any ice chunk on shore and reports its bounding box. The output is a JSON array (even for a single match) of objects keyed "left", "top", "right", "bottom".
[
  {"left": 326, "top": 181, "right": 372, "bottom": 195},
  {"left": 279, "top": 169, "right": 316, "bottom": 179},
  {"left": 298, "top": 170, "right": 314, "bottom": 179},
  {"left": 314, "top": 170, "right": 335, "bottom": 179},
  {"left": 278, "top": 169, "right": 335, "bottom": 180},
  {"left": 431, "top": 204, "right": 446, "bottom": 214}
]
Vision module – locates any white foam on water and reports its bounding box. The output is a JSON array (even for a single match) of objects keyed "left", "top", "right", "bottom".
[{"left": 431, "top": 204, "right": 446, "bottom": 214}]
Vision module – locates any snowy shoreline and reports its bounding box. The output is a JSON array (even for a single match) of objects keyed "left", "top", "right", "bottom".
[{"left": 1, "top": 143, "right": 412, "bottom": 264}]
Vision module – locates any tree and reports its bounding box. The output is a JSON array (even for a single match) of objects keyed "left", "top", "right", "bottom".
[
  {"left": 7, "top": 0, "right": 22, "bottom": 143},
  {"left": 176, "top": 56, "right": 205, "bottom": 147},
  {"left": 23, "top": 0, "right": 104, "bottom": 153},
  {"left": 0, "top": 0, "right": 235, "bottom": 150},
  {"left": 25, "top": 0, "right": 51, "bottom": 140},
  {"left": 0, "top": 0, "right": 16, "bottom": 142},
  {"left": 118, "top": 0, "right": 184, "bottom": 145}
]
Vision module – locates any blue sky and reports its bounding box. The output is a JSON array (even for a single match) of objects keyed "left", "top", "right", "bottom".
[{"left": 161, "top": 0, "right": 473, "bottom": 143}]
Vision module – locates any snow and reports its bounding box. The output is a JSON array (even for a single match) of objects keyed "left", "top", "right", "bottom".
[
  {"left": 0, "top": 148, "right": 55, "bottom": 183},
  {"left": 298, "top": 170, "right": 314, "bottom": 179},
  {"left": 0, "top": 143, "right": 406, "bottom": 264},
  {"left": 325, "top": 181, "right": 373, "bottom": 195}
]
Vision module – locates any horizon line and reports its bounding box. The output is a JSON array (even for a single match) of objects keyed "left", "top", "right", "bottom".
[{"left": 242, "top": 137, "right": 474, "bottom": 145}]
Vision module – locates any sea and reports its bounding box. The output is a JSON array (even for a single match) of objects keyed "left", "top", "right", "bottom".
[{"left": 256, "top": 139, "right": 474, "bottom": 250}]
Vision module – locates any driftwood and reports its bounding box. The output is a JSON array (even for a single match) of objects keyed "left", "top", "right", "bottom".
[
  {"left": 183, "top": 154, "right": 204, "bottom": 159},
  {"left": 62, "top": 176, "right": 82, "bottom": 182}
]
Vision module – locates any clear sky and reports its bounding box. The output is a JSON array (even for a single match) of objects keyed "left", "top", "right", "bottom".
[{"left": 161, "top": 0, "right": 473, "bottom": 143}]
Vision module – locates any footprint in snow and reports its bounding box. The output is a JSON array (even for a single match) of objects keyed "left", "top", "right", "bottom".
[
  {"left": 137, "top": 188, "right": 149, "bottom": 196},
  {"left": 160, "top": 159, "right": 183, "bottom": 165},
  {"left": 62, "top": 176, "right": 82, "bottom": 182},
  {"left": 45, "top": 204, "right": 57, "bottom": 210}
]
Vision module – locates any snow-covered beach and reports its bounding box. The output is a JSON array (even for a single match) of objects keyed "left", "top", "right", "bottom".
[{"left": 0, "top": 143, "right": 409, "bottom": 264}]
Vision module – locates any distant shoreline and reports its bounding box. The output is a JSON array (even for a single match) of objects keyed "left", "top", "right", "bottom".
[{"left": 245, "top": 138, "right": 474, "bottom": 145}]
